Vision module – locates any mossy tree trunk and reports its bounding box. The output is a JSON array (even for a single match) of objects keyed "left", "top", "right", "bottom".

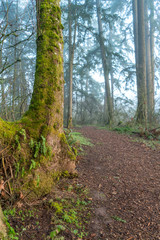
[
  {"left": 21, "top": 0, "right": 76, "bottom": 194},
  {"left": 0, "top": 0, "right": 75, "bottom": 202},
  {"left": 25, "top": 0, "right": 64, "bottom": 139},
  {"left": 0, "top": 0, "right": 75, "bottom": 235}
]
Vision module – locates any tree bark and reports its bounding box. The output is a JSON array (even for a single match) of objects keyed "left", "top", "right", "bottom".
[
  {"left": 0, "top": 0, "right": 75, "bottom": 202},
  {"left": 132, "top": 0, "right": 139, "bottom": 68},
  {"left": 149, "top": 0, "right": 155, "bottom": 122},
  {"left": 96, "top": 0, "right": 113, "bottom": 125},
  {"left": 133, "top": 0, "right": 147, "bottom": 124},
  {"left": 67, "top": 0, "right": 77, "bottom": 128},
  {"left": 145, "top": 0, "right": 154, "bottom": 124},
  {"left": 0, "top": 0, "right": 76, "bottom": 232}
]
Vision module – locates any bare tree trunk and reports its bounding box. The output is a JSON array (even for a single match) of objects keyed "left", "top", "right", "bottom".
[
  {"left": 133, "top": 0, "right": 147, "bottom": 124},
  {"left": 149, "top": 0, "right": 155, "bottom": 122},
  {"left": 145, "top": 0, "right": 154, "bottom": 124},
  {"left": 109, "top": 22, "right": 114, "bottom": 110},
  {"left": 67, "top": 0, "right": 77, "bottom": 128},
  {"left": 96, "top": 0, "right": 113, "bottom": 125},
  {"left": 12, "top": 0, "right": 19, "bottom": 121},
  {"left": 132, "top": 0, "right": 139, "bottom": 67},
  {"left": 19, "top": 60, "right": 28, "bottom": 117},
  {"left": 0, "top": 45, "right": 8, "bottom": 120},
  {"left": 136, "top": 0, "right": 147, "bottom": 124}
]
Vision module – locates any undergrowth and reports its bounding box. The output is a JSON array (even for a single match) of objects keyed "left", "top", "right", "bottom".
[
  {"left": 3, "top": 181, "right": 91, "bottom": 240},
  {"left": 64, "top": 129, "right": 93, "bottom": 147},
  {"left": 113, "top": 125, "right": 138, "bottom": 134}
]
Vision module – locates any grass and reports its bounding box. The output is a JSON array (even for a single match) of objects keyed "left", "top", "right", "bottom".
[
  {"left": 70, "top": 132, "right": 93, "bottom": 146},
  {"left": 112, "top": 215, "right": 127, "bottom": 223}
]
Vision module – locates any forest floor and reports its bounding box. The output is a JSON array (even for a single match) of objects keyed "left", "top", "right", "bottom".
[
  {"left": 76, "top": 126, "right": 160, "bottom": 240},
  {"left": 3, "top": 126, "right": 160, "bottom": 240}
]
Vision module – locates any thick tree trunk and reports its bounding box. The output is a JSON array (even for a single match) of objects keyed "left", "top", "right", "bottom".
[
  {"left": 96, "top": 0, "right": 113, "bottom": 125},
  {"left": 0, "top": 0, "right": 75, "bottom": 203},
  {"left": 0, "top": 2, "right": 76, "bottom": 230},
  {"left": 24, "top": 0, "right": 75, "bottom": 178},
  {"left": 133, "top": 0, "right": 147, "bottom": 124}
]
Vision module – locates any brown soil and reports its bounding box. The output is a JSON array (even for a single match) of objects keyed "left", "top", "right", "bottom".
[
  {"left": 3, "top": 126, "right": 160, "bottom": 239},
  {"left": 77, "top": 126, "right": 160, "bottom": 240}
]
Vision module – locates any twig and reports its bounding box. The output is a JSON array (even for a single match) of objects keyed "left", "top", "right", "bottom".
[
  {"left": 0, "top": 146, "right": 9, "bottom": 155},
  {"left": 3, "top": 188, "right": 11, "bottom": 196},
  {"left": 2, "top": 156, "right": 12, "bottom": 194},
  {"left": 9, "top": 164, "right": 13, "bottom": 178}
]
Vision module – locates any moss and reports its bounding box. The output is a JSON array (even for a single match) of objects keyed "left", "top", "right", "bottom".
[
  {"left": 61, "top": 170, "right": 70, "bottom": 178},
  {"left": 24, "top": 171, "right": 54, "bottom": 198},
  {"left": 0, "top": 119, "right": 19, "bottom": 143},
  {"left": 59, "top": 133, "right": 76, "bottom": 161},
  {"left": 67, "top": 150, "right": 76, "bottom": 161},
  {"left": 59, "top": 133, "right": 68, "bottom": 145},
  {"left": 25, "top": 0, "right": 64, "bottom": 122}
]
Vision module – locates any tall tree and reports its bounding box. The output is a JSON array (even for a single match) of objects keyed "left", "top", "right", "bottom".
[
  {"left": 145, "top": 0, "right": 154, "bottom": 123},
  {"left": 133, "top": 0, "right": 147, "bottom": 124},
  {"left": 149, "top": 0, "right": 155, "bottom": 122},
  {"left": 67, "top": 0, "right": 77, "bottom": 128},
  {"left": 96, "top": 0, "right": 113, "bottom": 124},
  {"left": 0, "top": 0, "right": 75, "bottom": 211},
  {"left": 23, "top": 0, "right": 76, "bottom": 176}
]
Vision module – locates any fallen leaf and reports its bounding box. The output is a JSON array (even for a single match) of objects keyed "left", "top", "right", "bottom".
[
  {"left": 0, "top": 180, "right": 5, "bottom": 194},
  {"left": 16, "top": 201, "right": 23, "bottom": 208},
  {"left": 91, "top": 233, "right": 96, "bottom": 237},
  {"left": 20, "top": 191, "right": 24, "bottom": 199}
]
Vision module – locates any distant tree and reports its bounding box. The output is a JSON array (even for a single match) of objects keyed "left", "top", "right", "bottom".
[
  {"left": 0, "top": 0, "right": 35, "bottom": 121},
  {"left": 145, "top": 0, "right": 154, "bottom": 123},
  {"left": 67, "top": 0, "right": 77, "bottom": 128},
  {"left": 96, "top": 0, "right": 113, "bottom": 124},
  {"left": 133, "top": 0, "right": 147, "bottom": 124}
]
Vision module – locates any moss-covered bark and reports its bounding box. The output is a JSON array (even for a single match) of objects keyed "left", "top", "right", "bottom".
[
  {"left": 0, "top": 0, "right": 75, "bottom": 203},
  {"left": 23, "top": 0, "right": 64, "bottom": 137}
]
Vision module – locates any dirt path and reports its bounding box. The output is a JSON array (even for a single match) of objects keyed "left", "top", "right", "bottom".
[{"left": 76, "top": 126, "right": 160, "bottom": 240}]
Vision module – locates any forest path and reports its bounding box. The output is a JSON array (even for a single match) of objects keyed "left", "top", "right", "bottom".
[{"left": 76, "top": 126, "right": 160, "bottom": 240}]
